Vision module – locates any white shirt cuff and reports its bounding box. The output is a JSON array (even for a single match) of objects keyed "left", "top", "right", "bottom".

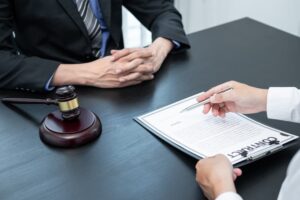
[
  {"left": 45, "top": 74, "right": 55, "bottom": 91},
  {"left": 172, "top": 40, "right": 181, "bottom": 49},
  {"left": 215, "top": 192, "right": 243, "bottom": 200},
  {"left": 267, "top": 87, "right": 300, "bottom": 123}
]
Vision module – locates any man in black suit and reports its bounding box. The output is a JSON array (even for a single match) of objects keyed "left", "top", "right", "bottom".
[{"left": 0, "top": 0, "right": 189, "bottom": 92}]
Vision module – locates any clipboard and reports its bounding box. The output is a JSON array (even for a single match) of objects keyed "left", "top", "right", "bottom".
[{"left": 134, "top": 93, "right": 299, "bottom": 167}]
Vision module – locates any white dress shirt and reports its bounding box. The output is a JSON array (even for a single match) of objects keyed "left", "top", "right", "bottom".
[
  {"left": 216, "top": 87, "right": 300, "bottom": 200},
  {"left": 267, "top": 87, "right": 300, "bottom": 123}
]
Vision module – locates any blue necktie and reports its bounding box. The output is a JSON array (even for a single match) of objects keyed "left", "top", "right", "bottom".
[{"left": 88, "top": 0, "right": 110, "bottom": 57}]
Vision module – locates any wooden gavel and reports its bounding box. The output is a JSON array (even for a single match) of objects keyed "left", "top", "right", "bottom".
[
  {"left": 2, "top": 86, "right": 81, "bottom": 120},
  {"left": 2, "top": 86, "right": 102, "bottom": 148}
]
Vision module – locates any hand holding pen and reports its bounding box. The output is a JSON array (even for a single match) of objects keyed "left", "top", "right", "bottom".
[
  {"left": 181, "top": 87, "right": 233, "bottom": 113},
  {"left": 194, "top": 81, "right": 268, "bottom": 117}
]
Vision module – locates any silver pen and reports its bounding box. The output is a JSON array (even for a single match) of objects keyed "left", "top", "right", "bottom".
[{"left": 180, "top": 87, "right": 233, "bottom": 113}]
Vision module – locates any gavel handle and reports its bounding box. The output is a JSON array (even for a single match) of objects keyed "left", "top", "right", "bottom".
[{"left": 1, "top": 98, "right": 58, "bottom": 105}]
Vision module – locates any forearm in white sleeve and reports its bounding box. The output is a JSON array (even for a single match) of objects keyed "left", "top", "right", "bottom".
[
  {"left": 267, "top": 87, "right": 300, "bottom": 123},
  {"left": 215, "top": 192, "right": 243, "bottom": 200}
]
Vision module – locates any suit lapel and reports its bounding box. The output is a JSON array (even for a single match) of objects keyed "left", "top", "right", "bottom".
[{"left": 56, "top": 0, "right": 90, "bottom": 42}]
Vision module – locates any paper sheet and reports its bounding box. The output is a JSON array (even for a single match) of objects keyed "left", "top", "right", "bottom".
[{"left": 136, "top": 93, "right": 298, "bottom": 164}]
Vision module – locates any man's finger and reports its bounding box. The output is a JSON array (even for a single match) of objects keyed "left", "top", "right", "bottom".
[
  {"left": 119, "top": 72, "right": 142, "bottom": 82},
  {"left": 111, "top": 49, "right": 117, "bottom": 54},
  {"left": 119, "top": 72, "right": 154, "bottom": 82},
  {"left": 118, "top": 49, "right": 153, "bottom": 63},
  {"left": 116, "top": 80, "right": 142, "bottom": 88},
  {"left": 115, "top": 58, "right": 144, "bottom": 74},
  {"left": 111, "top": 48, "right": 140, "bottom": 54},
  {"left": 111, "top": 48, "right": 143, "bottom": 61},
  {"left": 132, "top": 63, "right": 155, "bottom": 74},
  {"left": 111, "top": 49, "right": 131, "bottom": 61},
  {"left": 137, "top": 74, "right": 154, "bottom": 82}
]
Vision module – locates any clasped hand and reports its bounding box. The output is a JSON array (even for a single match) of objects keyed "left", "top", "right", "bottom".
[
  {"left": 88, "top": 37, "right": 173, "bottom": 88},
  {"left": 53, "top": 37, "right": 173, "bottom": 88}
]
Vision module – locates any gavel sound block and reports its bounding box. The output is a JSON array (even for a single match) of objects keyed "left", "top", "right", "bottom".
[{"left": 2, "top": 86, "right": 102, "bottom": 148}]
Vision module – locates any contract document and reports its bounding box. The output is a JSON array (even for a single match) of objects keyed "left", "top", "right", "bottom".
[{"left": 135, "top": 93, "right": 299, "bottom": 166}]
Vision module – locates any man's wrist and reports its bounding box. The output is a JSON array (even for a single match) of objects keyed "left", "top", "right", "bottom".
[
  {"left": 52, "top": 63, "right": 88, "bottom": 86},
  {"left": 257, "top": 88, "right": 268, "bottom": 112},
  {"left": 152, "top": 37, "right": 173, "bottom": 56}
]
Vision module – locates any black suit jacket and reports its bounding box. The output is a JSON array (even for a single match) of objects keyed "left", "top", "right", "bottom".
[{"left": 0, "top": 0, "right": 190, "bottom": 91}]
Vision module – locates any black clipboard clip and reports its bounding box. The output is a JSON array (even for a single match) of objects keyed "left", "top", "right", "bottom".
[{"left": 240, "top": 139, "right": 282, "bottom": 161}]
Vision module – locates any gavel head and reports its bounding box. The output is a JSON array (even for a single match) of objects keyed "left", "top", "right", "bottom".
[{"left": 55, "top": 86, "right": 80, "bottom": 120}]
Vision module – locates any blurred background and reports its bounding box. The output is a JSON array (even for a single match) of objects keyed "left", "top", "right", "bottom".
[{"left": 122, "top": 0, "right": 300, "bottom": 47}]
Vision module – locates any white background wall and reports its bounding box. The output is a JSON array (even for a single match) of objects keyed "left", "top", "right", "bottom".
[
  {"left": 123, "top": 0, "right": 300, "bottom": 47},
  {"left": 175, "top": 0, "right": 300, "bottom": 36}
]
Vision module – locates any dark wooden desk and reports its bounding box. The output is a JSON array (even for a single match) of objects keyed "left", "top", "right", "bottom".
[{"left": 0, "top": 18, "right": 300, "bottom": 200}]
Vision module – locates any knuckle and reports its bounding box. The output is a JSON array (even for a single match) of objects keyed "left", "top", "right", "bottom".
[{"left": 146, "top": 64, "right": 154, "bottom": 72}]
